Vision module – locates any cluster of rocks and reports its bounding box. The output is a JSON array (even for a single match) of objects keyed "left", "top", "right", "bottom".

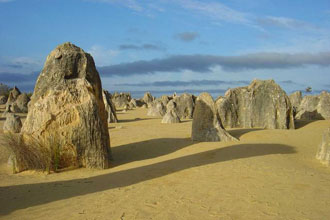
[
  {"left": 1, "top": 86, "right": 30, "bottom": 115},
  {"left": 145, "top": 93, "right": 196, "bottom": 124},
  {"left": 3, "top": 42, "right": 330, "bottom": 172}
]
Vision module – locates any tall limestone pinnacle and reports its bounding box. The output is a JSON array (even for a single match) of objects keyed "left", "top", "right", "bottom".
[{"left": 21, "top": 42, "right": 112, "bottom": 169}]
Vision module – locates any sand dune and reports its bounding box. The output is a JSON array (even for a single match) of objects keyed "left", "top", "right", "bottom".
[{"left": 1, "top": 106, "right": 330, "bottom": 220}]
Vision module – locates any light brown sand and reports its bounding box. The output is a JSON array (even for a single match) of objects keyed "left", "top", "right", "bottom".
[{"left": 0, "top": 106, "right": 330, "bottom": 220}]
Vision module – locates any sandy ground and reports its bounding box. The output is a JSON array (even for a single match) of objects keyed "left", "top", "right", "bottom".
[{"left": 0, "top": 105, "right": 330, "bottom": 220}]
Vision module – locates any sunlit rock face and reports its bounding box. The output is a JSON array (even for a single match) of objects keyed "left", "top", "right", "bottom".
[
  {"left": 192, "top": 92, "right": 237, "bottom": 142},
  {"left": 21, "top": 42, "right": 112, "bottom": 169},
  {"left": 216, "top": 79, "right": 295, "bottom": 130}
]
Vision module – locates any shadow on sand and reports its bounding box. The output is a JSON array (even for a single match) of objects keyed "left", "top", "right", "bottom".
[
  {"left": 112, "top": 138, "right": 193, "bottom": 166},
  {"left": 0, "top": 139, "right": 296, "bottom": 216},
  {"left": 294, "top": 119, "right": 320, "bottom": 129},
  {"left": 228, "top": 128, "right": 263, "bottom": 139}
]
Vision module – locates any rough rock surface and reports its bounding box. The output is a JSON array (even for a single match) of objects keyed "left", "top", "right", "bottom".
[
  {"left": 162, "top": 100, "right": 181, "bottom": 124},
  {"left": 3, "top": 114, "right": 22, "bottom": 133},
  {"left": 103, "top": 90, "right": 118, "bottom": 123},
  {"left": 11, "top": 93, "right": 30, "bottom": 113},
  {"left": 289, "top": 91, "right": 302, "bottom": 110},
  {"left": 216, "top": 79, "right": 295, "bottom": 129},
  {"left": 5, "top": 86, "right": 21, "bottom": 110},
  {"left": 147, "top": 100, "right": 166, "bottom": 117},
  {"left": 0, "top": 95, "right": 7, "bottom": 104},
  {"left": 21, "top": 42, "right": 111, "bottom": 169},
  {"left": 192, "top": 93, "right": 236, "bottom": 142},
  {"left": 316, "top": 127, "right": 330, "bottom": 166},
  {"left": 296, "top": 91, "right": 330, "bottom": 120},
  {"left": 142, "top": 92, "right": 154, "bottom": 105},
  {"left": 112, "top": 92, "right": 131, "bottom": 109},
  {"left": 172, "top": 93, "right": 195, "bottom": 119}
]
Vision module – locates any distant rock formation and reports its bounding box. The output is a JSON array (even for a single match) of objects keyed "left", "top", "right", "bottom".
[
  {"left": 103, "top": 90, "right": 118, "bottom": 123},
  {"left": 21, "top": 42, "right": 111, "bottom": 169},
  {"left": 3, "top": 114, "right": 22, "bottom": 133},
  {"left": 316, "top": 127, "right": 330, "bottom": 166},
  {"left": 142, "top": 92, "right": 154, "bottom": 105},
  {"left": 216, "top": 79, "right": 295, "bottom": 129},
  {"left": 296, "top": 91, "right": 330, "bottom": 120},
  {"left": 162, "top": 100, "right": 181, "bottom": 124},
  {"left": 172, "top": 93, "right": 195, "bottom": 119},
  {"left": 12, "top": 93, "right": 30, "bottom": 113},
  {"left": 147, "top": 100, "right": 166, "bottom": 117},
  {"left": 4, "top": 87, "right": 30, "bottom": 113},
  {"left": 112, "top": 92, "right": 131, "bottom": 109},
  {"left": 192, "top": 92, "right": 236, "bottom": 142}
]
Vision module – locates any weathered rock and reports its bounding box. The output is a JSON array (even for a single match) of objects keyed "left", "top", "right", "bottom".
[
  {"left": 147, "top": 100, "right": 166, "bottom": 117},
  {"left": 289, "top": 91, "right": 302, "bottom": 118},
  {"left": 3, "top": 114, "right": 22, "bottom": 133},
  {"left": 129, "top": 99, "right": 137, "bottom": 108},
  {"left": 21, "top": 42, "right": 111, "bottom": 169},
  {"left": 158, "top": 95, "right": 170, "bottom": 107},
  {"left": 0, "top": 95, "right": 7, "bottom": 104},
  {"left": 112, "top": 92, "right": 131, "bottom": 109},
  {"left": 192, "top": 93, "right": 236, "bottom": 142},
  {"left": 142, "top": 92, "right": 154, "bottom": 105},
  {"left": 316, "top": 127, "right": 330, "bottom": 166},
  {"left": 289, "top": 91, "right": 302, "bottom": 109},
  {"left": 11, "top": 93, "right": 30, "bottom": 113},
  {"left": 216, "top": 79, "right": 295, "bottom": 129},
  {"left": 296, "top": 91, "right": 330, "bottom": 120},
  {"left": 5, "top": 86, "right": 21, "bottom": 109},
  {"left": 162, "top": 100, "right": 181, "bottom": 124},
  {"left": 172, "top": 93, "right": 195, "bottom": 119},
  {"left": 102, "top": 90, "right": 118, "bottom": 123}
]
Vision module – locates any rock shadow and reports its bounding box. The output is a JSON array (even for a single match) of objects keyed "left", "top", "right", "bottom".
[
  {"left": 294, "top": 119, "right": 319, "bottom": 129},
  {"left": 0, "top": 142, "right": 295, "bottom": 216},
  {"left": 112, "top": 138, "right": 193, "bottom": 166},
  {"left": 228, "top": 128, "right": 263, "bottom": 139}
]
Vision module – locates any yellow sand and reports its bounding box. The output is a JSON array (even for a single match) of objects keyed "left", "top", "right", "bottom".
[{"left": 0, "top": 105, "right": 330, "bottom": 220}]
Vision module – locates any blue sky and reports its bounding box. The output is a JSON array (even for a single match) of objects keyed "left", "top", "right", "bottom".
[{"left": 0, "top": 0, "right": 330, "bottom": 98}]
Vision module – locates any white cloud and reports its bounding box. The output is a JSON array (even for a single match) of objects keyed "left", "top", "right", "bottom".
[
  {"left": 87, "top": 45, "right": 119, "bottom": 67},
  {"left": 177, "top": 0, "right": 251, "bottom": 25},
  {"left": 0, "top": 56, "right": 42, "bottom": 73}
]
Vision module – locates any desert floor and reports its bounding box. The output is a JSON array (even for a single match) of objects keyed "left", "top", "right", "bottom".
[{"left": 0, "top": 105, "right": 330, "bottom": 220}]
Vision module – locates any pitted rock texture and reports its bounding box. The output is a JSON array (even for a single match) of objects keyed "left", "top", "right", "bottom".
[
  {"left": 216, "top": 79, "right": 294, "bottom": 129},
  {"left": 21, "top": 42, "right": 111, "bottom": 169},
  {"left": 192, "top": 92, "right": 236, "bottom": 142}
]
